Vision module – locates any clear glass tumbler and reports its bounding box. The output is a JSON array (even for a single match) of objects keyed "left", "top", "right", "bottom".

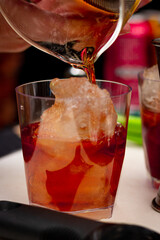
[{"left": 16, "top": 79, "right": 131, "bottom": 220}]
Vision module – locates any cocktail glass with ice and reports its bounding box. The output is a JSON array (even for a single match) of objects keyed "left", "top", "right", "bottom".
[
  {"left": 139, "top": 65, "right": 160, "bottom": 189},
  {"left": 16, "top": 78, "right": 131, "bottom": 219}
]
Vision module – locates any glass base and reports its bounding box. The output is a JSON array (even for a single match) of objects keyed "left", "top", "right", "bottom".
[
  {"left": 152, "top": 177, "right": 160, "bottom": 189},
  {"left": 66, "top": 206, "right": 113, "bottom": 220},
  {"left": 30, "top": 202, "right": 113, "bottom": 220}
]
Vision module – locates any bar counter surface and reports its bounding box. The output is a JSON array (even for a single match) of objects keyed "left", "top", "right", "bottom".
[{"left": 0, "top": 136, "right": 159, "bottom": 235}]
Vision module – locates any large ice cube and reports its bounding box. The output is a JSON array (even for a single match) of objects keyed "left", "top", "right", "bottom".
[
  {"left": 38, "top": 77, "right": 117, "bottom": 142},
  {"left": 142, "top": 65, "right": 160, "bottom": 112},
  {"left": 30, "top": 77, "right": 117, "bottom": 209}
]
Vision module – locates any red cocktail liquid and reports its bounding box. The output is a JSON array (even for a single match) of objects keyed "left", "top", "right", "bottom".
[
  {"left": 21, "top": 122, "right": 127, "bottom": 212},
  {"left": 141, "top": 105, "right": 160, "bottom": 188}
]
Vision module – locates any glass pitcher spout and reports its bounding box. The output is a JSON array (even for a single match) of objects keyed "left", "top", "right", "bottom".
[{"left": 0, "top": 0, "right": 140, "bottom": 66}]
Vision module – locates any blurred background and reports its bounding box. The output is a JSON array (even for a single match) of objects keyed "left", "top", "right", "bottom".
[{"left": 0, "top": 0, "right": 159, "bottom": 155}]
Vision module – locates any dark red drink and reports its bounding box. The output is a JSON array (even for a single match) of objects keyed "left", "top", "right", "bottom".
[
  {"left": 141, "top": 105, "right": 160, "bottom": 189},
  {"left": 21, "top": 122, "right": 127, "bottom": 213}
]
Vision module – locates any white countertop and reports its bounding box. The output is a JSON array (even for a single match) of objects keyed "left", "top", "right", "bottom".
[{"left": 0, "top": 143, "right": 159, "bottom": 234}]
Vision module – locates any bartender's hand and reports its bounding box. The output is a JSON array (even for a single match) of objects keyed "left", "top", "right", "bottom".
[
  {"left": 0, "top": 0, "right": 151, "bottom": 53},
  {"left": 122, "top": 0, "right": 152, "bottom": 34},
  {"left": 138, "top": 0, "right": 152, "bottom": 8}
]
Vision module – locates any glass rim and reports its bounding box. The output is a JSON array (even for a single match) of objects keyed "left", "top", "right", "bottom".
[
  {"left": 15, "top": 79, "right": 132, "bottom": 100},
  {"left": 138, "top": 71, "right": 160, "bottom": 83}
]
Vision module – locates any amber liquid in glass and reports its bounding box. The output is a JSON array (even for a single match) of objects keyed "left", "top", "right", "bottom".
[
  {"left": 141, "top": 105, "right": 160, "bottom": 187},
  {"left": 21, "top": 122, "right": 127, "bottom": 212}
]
